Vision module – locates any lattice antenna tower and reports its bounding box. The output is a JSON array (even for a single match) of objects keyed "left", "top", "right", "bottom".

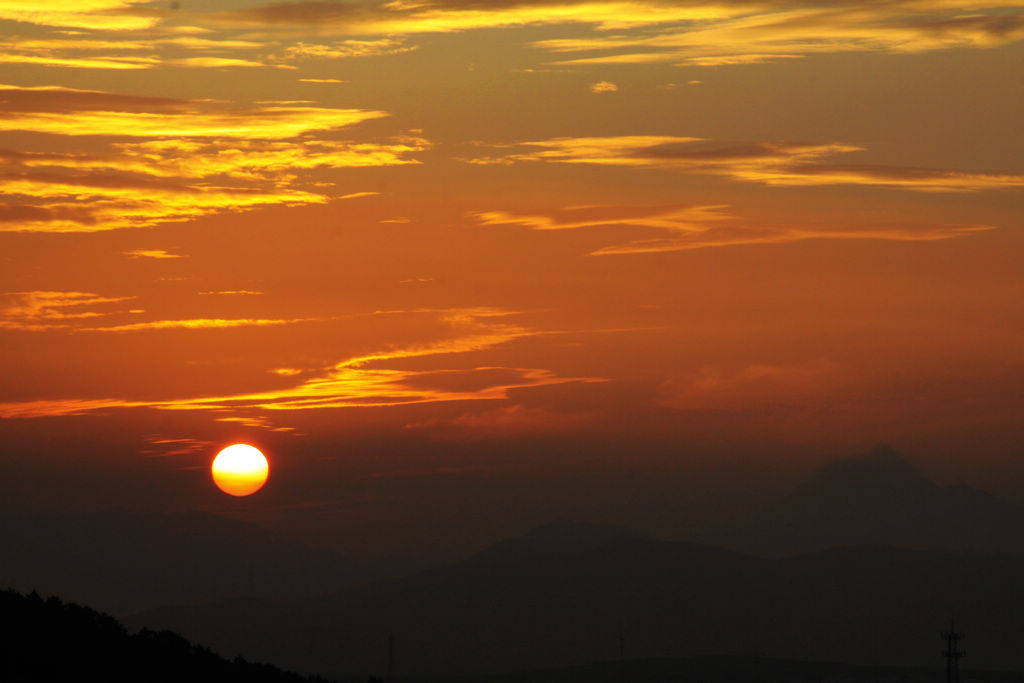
[{"left": 941, "top": 620, "right": 965, "bottom": 683}]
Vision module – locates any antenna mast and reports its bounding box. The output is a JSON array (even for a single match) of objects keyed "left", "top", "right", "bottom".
[{"left": 941, "top": 621, "right": 965, "bottom": 683}]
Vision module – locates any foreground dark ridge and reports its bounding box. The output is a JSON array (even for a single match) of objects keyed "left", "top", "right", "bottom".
[
  {"left": 0, "top": 589, "right": 327, "bottom": 683},
  {"left": 358, "top": 655, "right": 1024, "bottom": 683},
  {"left": 131, "top": 523, "right": 1024, "bottom": 676},
  {"left": 5, "top": 589, "right": 1022, "bottom": 683}
]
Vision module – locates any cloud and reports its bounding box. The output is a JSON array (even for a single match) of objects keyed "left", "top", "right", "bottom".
[
  {"left": 137, "top": 436, "right": 215, "bottom": 457},
  {"left": 0, "top": 0, "right": 161, "bottom": 31},
  {"left": 79, "top": 317, "right": 321, "bottom": 332},
  {"left": 111, "top": 138, "right": 429, "bottom": 177},
  {"left": 278, "top": 38, "right": 416, "bottom": 59},
  {"left": 406, "top": 404, "right": 595, "bottom": 440},
  {"left": 534, "top": 1, "right": 1024, "bottom": 66},
  {"left": 0, "top": 53, "right": 160, "bottom": 69},
  {"left": 214, "top": 0, "right": 746, "bottom": 34},
  {"left": 209, "top": 0, "right": 1024, "bottom": 71},
  {"left": 0, "top": 35, "right": 283, "bottom": 70},
  {"left": 474, "top": 203, "right": 995, "bottom": 254},
  {"left": 590, "top": 80, "right": 617, "bottom": 93},
  {"left": 299, "top": 78, "right": 346, "bottom": 83},
  {"left": 163, "top": 56, "right": 282, "bottom": 68},
  {"left": 0, "top": 291, "right": 135, "bottom": 327},
  {"left": 198, "top": 290, "right": 264, "bottom": 296},
  {"left": 0, "top": 85, "right": 427, "bottom": 232},
  {"left": 0, "top": 308, "right": 603, "bottom": 419},
  {"left": 0, "top": 85, "right": 386, "bottom": 138},
  {"left": 124, "top": 249, "right": 182, "bottom": 259},
  {"left": 0, "top": 290, "right": 322, "bottom": 332},
  {"left": 465, "top": 135, "right": 1024, "bottom": 192},
  {"left": 0, "top": 173, "right": 326, "bottom": 233},
  {"left": 657, "top": 360, "right": 849, "bottom": 412}
]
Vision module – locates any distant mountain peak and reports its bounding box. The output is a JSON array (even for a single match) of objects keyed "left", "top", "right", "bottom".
[
  {"left": 812, "top": 445, "right": 931, "bottom": 487},
  {"left": 467, "top": 520, "right": 645, "bottom": 565}
]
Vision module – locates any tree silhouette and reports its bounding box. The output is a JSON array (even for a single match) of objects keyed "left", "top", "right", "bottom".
[{"left": 0, "top": 589, "right": 329, "bottom": 682}]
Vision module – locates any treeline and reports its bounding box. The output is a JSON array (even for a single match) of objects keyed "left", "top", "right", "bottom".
[{"left": 0, "top": 589, "right": 327, "bottom": 682}]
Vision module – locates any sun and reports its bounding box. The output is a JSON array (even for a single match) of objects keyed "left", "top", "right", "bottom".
[{"left": 211, "top": 444, "right": 269, "bottom": 496}]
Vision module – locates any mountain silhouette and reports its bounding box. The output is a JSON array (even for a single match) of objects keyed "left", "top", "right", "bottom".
[
  {"left": 8, "top": 588, "right": 1024, "bottom": 683},
  {"left": 0, "top": 589, "right": 326, "bottom": 682},
  {"left": 0, "top": 509, "right": 369, "bottom": 614},
  {"left": 129, "top": 522, "right": 1024, "bottom": 676},
  {"left": 727, "top": 445, "right": 1024, "bottom": 555},
  {"left": 372, "top": 654, "right": 1023, "bottom": 683}
]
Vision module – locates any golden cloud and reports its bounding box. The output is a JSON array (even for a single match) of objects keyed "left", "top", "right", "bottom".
[
  {"left": 589, "top": 80, "right": 618, "bottom": 93},
  {"left": 0, "top": 0, "right": 161, "bottom": 31},
  {"left": 467, "top": 135, "right": 1024, "bottom": 192},
  {"left": 0, "top": 290, "right": 135, "bottom": 326},
  {"left": 474, "top": 204, "right": 995, "bottom": 254},
  {"left": 80, "top": 317, "right": 322, "bottom": 332},
  {"left": 0, "top": 85, "right": 425, "bottom": 232},
  {"left": 535, "top": 1, "right": 1024, "bottom": 66},
  {"left": 0, "top": 88, "right": 386, "bottom": 138},
  {"left": 0, "top": 174, "right": 326, "bottom": 232},
  {"left": 0, "top": 308, "right": 603, "bottom": 418},
  {"left": 215, "top": 0, "right": 744, "bottom": 34},
  {"left": 278, "top": 38, "right": 416, "bottom": 59},
  {"left": 210, "top": 0, "right": 1024, "bottom": 69},
  {"left": 0, "top": 33, "right": 285, "bottom": 71},
  {"left": 124, "top": 249, "right": 182, "bottom": 259},
  {"left": 0, "top": 53, "right": 161, "bottom": 69}
]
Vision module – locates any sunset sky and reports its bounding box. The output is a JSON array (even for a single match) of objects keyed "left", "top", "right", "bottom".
[{"left": 1, "top": 0, "right": 1022, "bottom": 565}]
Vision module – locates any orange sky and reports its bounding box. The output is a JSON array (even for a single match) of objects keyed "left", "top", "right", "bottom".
[{"left": 1, "top": 0, "right": 1022, "bottom": 554}]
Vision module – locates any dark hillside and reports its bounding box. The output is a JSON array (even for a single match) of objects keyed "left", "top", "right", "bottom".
[{"left": 0, "top": 589, "right": 326, "bottom": 683}]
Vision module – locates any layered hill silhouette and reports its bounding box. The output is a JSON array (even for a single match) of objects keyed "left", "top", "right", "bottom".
[
  {"left": 726, "top": 446, "right": 1024, "bottom": 555},
  {"left": 0, "top": 509, "right": 369, "bottom": 614},
  {"left": 124, "top": 448, "right": 1024, "bottom": 677},
  {"left": 380, "top": 655, "right": 1024, "bottom": 683},
  {"left": 6, "top": 447, "right": 1024, "bottom": 620},
  {"left": 0, "top": 589, "right": 326, "bottom": 682},
  {"left": 130, "top": 520, "right": 1024, "bottom": 676},
  {"left": 7, "top": 588, "right": 1023, "bottom": 683}
]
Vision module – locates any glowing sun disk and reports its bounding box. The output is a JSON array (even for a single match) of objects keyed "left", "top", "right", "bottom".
[{"left": 211, "top": 443, "right": 268, "bottom": 496}]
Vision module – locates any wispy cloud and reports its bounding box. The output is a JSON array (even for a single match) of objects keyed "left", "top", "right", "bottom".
[
  {"left": 124, "top": 248, "right": 182, "bottom": 259},
  {"left": 137, "top": 436, "right": 216, "bottom": 457},
  {"left": 657, "top": 360, "right": 849, "bottom": 411},
  {"left": 0, "top": 35, "right": 283, "bottom": 70},
  {"left": 0, "top": 290, "right": 135, "bottom": 329},
  {"left": 0, "top": 289, "right": 322, "bottom": 332},
  {"left": 0, "top": 308, "right": 602, "bottom": 418},
  {"left": 81, "top": 317, "right": 321, "bottom": 332},
  {"left": 474, "top": 204, "right": 995, "bottom": 254},
  {"left": 590, "top": 80, "right": 617, "bottom": 93},
  {"left": 534, "top": 1, "right": 1024, "bottom": 66},
  {"left": 0, "top": 0, "right": 162, "bottom": 31},
  {"left": 406, "top": 404, "right": 596, "bottom": 440},
  {"left": 210, "top": 0, "right": 1024, "bottom": 68},
  {"left": 198, "top": 290, "right": 264, "bottom": 296},
  {"left": 466, "top": 135, "right": 1024, "bottom": 192},
  {"left": 0, "top": 85, "right": 427, "bottom": 232},
  {"left": 277, "top": 38, "right": 416, "bottom": 60},
  {"left": 213, "top": 0, "right": 744, "bottom": 34},
  {"left": 0, "top": 85, "right": 386, "bottom": 139}
]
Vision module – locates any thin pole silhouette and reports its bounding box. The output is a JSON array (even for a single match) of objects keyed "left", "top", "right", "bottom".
[
  {"left": 941, "top": 620, "right": 965, "bottom": 683},
  {"left": 386, "top": 632, "right": 395, "bottom": 682},
  {"left": 618, "top": 633, "right": 625, "bottom": 683}
]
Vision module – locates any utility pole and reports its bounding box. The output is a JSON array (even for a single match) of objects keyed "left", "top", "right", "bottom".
[
  {"left": 941, "top": 620, "right": 965, "bottom": 683},
  {"left": 618, "top": 633, "right": 625, "bottom": 683},
  {"left": 386, "top": 632, "right": 396, "bottom": 683}
]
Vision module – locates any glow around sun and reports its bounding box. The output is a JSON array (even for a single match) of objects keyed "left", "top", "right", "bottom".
[{"left": 211, "top": 444, "right": 269, "bottom": 496}]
